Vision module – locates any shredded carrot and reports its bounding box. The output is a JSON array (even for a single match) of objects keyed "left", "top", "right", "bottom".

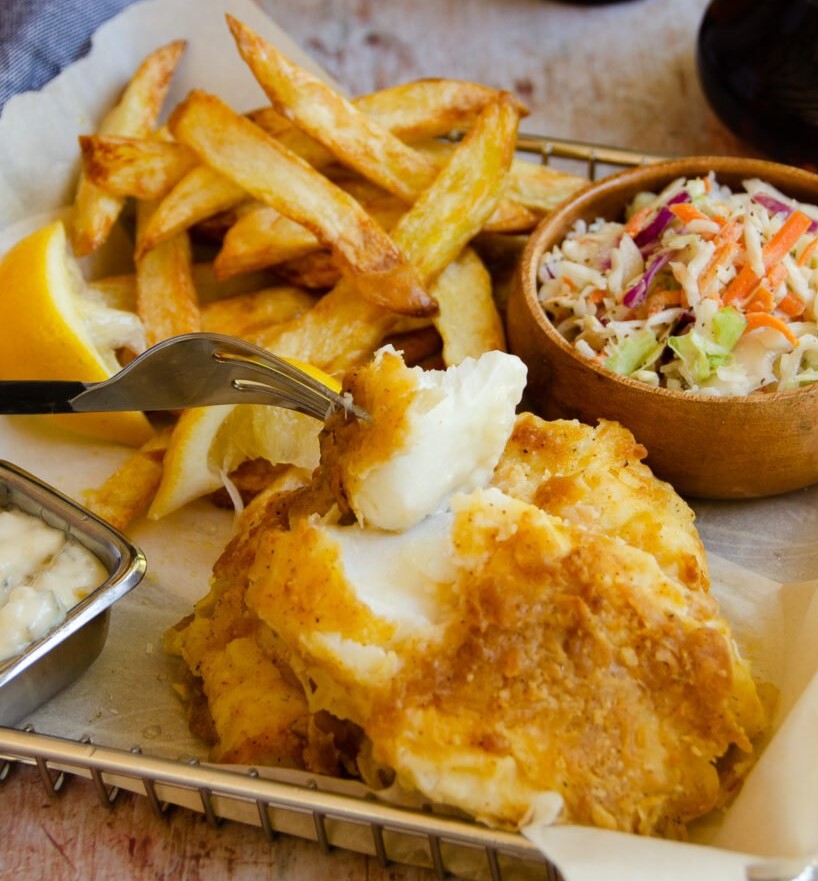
[
  {"left": 797, "top": 236, "right": 818, "bottom": 266},
  {"left": 745, "top": 285, "right": 774, "bottom": 313},
  {"left": 766, "top": 262, "right": 787, "bottom": 289},
  {"left": 699, "top": 241, "right": 739, "bottom": 293},
  {"left": 589, "top": 288, "right": 606, "bottom": 304},
  {"left": 669, "top": 203, "right": 711, "bottom": 225},
  {"left": 724, "top": 210, "right": 811, "bottom": 305},
  {"left": 777, "top": 291, "right": 805, "bottom": 318},
  {"left": 624, "top": 205, "right": 653, "bottom": 237},
  {"left": 743, "top": 312, "right": 800, "bottom": 346},
  {"left": 718, "top": 219, "right": 743, "bottom": 243},
  {"left": 723, "top": 264, "right": 759, "bottom": 305},
  {"left": 762, "top": 210, "right": 813, "bottom": 266}
]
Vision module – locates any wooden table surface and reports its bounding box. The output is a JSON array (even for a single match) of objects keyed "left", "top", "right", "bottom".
[{"left": 1, "top": 0, "right": 754, "bottom": 878}]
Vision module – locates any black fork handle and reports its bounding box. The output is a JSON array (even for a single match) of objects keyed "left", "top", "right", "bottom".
[{"left": 0, "top": 381, "right": 91, "bottom": 414}]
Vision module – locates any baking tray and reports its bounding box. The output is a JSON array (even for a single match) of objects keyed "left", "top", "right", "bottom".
[{"left": 0, "top": 135, "right": 675, "bottom": 881}]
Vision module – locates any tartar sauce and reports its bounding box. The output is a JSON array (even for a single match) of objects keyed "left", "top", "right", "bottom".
[{"left": 0, "top": 508, "right": 107, "bottom": 661}]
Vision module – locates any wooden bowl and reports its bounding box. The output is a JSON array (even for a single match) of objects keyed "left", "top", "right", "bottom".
[{"left": 507, "top": 156, "right": 818, "bottom": 498}]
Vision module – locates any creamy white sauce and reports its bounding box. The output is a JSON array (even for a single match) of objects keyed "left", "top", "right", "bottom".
[{"left": 0, "top": 508, "right": 107, "bottom": 661}]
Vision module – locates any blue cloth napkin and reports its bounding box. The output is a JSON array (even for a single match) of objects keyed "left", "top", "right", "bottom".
[{"left": 0, "top": 0, "right": 139, "bottom": 110}]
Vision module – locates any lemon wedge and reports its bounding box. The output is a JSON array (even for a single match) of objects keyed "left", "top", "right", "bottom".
[
  {"left": 148, "top": 363, "right": 341, "bottom": 519},
  {"left": 0, "top": 220, "right": 152, "bottom": 446}
]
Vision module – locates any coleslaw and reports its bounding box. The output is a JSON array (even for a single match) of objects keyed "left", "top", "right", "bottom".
[{"left": 537, "top": 173, "right": 818, "bottom": 395}]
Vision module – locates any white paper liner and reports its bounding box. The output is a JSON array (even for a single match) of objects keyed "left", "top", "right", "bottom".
[{"left": 1, "top": 1, "right": 818, "bottom": 878}]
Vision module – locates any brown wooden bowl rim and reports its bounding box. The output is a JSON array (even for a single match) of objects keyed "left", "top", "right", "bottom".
[{"left": 519, "top": 155, "right": 818, "bottom": 408}]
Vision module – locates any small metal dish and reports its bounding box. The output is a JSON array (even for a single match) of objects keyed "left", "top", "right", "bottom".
[{"left": 0, "top": 460, "right": 146, "bottom": 725}]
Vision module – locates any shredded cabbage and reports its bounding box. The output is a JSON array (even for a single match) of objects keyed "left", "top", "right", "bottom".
[{"left": 538, "top": 173, "right": 818, "bottom": 395}]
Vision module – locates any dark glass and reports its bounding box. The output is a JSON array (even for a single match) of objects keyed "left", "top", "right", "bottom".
[{"left": 697, "top": 0, "right": 818, "bottom": 168}]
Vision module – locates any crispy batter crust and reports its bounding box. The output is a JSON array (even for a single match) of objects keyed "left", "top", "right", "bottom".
[{"left": 168, "top": 399, "right": 766, "bottom": 835}]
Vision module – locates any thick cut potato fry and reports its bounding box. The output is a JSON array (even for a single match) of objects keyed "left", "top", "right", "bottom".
[
  {"left": 90, "top": 263, "right": 282, "bottom": 313},
  {"left": 274, "top": 251, "right": 339, "bottom": 290},
  {"left": 201, "top": 286, "right": 318, "bottom": 338},
  {"left": 168, "top": 90, "right": 434, "bottom": 317},
  {"left": 136, "top": 164, "right": 245, "bottom": 258},
  {"left": 71, "top": 40, "right": 186, "bottom": 256},
  {"left": 142, "top": 74, "right": 528, "bottom": 256},
  {"left": 254, "top": 94, "right": 519, "bottom": 369},
  {"left": 392, "top": 94, "right": 520, "bottom": 280},
  {"left": 85, "top": 429, "right": 171, "bottom": 531},
  {"left": 503, "top": 156, "right": 587, "bottom": 213},
  {"left": 228, "top": 16, "right": 441, "bottom": 204},
  {"left": 79, "top": 135, "right": 197, "bottom": 200},
  {"left": 249, "top": 78, "right": 527, "bottom": 149},
  {"left": 214, "top": 182, "right": 406, "bottom": 280},
  {"left": 431, "top": 247, "right": 505, "bottom": 364},
  {"left": 215, "top": 207, "right": 321, "bottom": 278},
  {"left": 229, "top": 18, "right": 529, "bottom": 234},
  {"left": 351, "top": 78, "right": 528, "bottom": 139},
  {"left": 136, "top": 200, "right": 201, "bottom": 347},
  {"left": 382, "top": 325, "right": 443, "bottom": 368},
  {"left": 416, "top": 139, "right": 587, "bottom": 223},
  {"left": 191, "top": 202, "right": 257, "bottom": 242},
  {"left": 480, "top": 199, "right": 539, "bottom": 234}
]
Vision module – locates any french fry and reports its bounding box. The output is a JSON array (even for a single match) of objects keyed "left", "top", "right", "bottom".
[
  {"left": 79, "top": 135, "right": 197, "bottom": 200},
  {"left": 90, "top": 262, "right": 282, "bottom": 312},
  {"left": 209, "top": 459, "right": 293, "bottom": 508},
  {"left": 84, "top": 429, "right": 171, "bottom": 531},
  {"left": 136, "top": 200, "right": 201, "bottom": 347},
  {"left": 71, "top": 40, "right": 187, "bottom": 256},
  {"left": 416, "top": 139, "right": 586, "bottom": 223},
  {"left": 274, "top": 252, "right": 339, "bottom": 290},
  {"left": 141, "top": 74, "right": 529, "bottom": 256},
  {"left": 254, "top": 94, "right": 519, "bottom": 370},
  {"left": 215, "top": 207, "right": 322, "bottom": 279},
  {"left": 249, "top": 78, "right": 528, "bottom": 148},
  {"left": 228, "top": 15, "right": 441, "bottom": 204},
  {"left": 431, "top": 247, "right": 505, "bottom": 364},
  {"left": 229, "top": 18, "right": 531, "bottom": 240},
  {"left": 167, "top": 90, "right": 435, "bottom": 317},
  {"left": 504, "top": 156, "right": 587, "bottom": 213},
  {"left": 345, "top": 78, "right": 528, "bottom": 140},
  {"left": 382, "top": 325, "right": 443, "bottom": 368},
  {"left": 201, "top": 286, "right": 318, "bottom": 338},
  {"left": 480, "top": 199, "right": 539, "bottom": 234},
  {"left": 392, "top": 94, "right": 520, "bottom": 281},
  {"left": 136, "top": 164, "right": 246, "bottom": 258},
  {"left": 191, "top": 203, "right": 257, "bottom": 242},
  {"left": 214, "top": 182, "right": 406, "bottom": 280}
]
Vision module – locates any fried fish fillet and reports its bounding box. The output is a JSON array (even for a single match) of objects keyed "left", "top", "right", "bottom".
[
  {"left": 244, "top": 484, "right": 765, "bottom": 835},
  {"left": 168, "top": 348, "right": 767, "bottom": 836}
]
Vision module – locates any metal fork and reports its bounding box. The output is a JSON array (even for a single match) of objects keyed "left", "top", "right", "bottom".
[{"left": 0, "top": 333, "right": 367, "bottom": 421}]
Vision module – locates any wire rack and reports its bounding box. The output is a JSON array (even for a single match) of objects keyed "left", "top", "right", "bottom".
[
  {"left": 515, "top": 131, "right": 668, "bottom": 177},
  {"left": 0, "top": 133, "right": 668, "bottom": 881}
]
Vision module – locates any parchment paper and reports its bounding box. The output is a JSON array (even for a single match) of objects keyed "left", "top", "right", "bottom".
[{"left": 1, "top": 2, "right": 818, "bottom": 879}]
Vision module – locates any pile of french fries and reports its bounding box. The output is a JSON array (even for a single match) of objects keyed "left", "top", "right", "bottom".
[{"left": 76, "top": 15, "right": 586, "bottom": 530}]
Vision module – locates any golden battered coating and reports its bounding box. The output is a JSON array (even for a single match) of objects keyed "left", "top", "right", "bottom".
[
  {"left": 491, "top": 414, "right": 709, "bottom": 592},
  {"left": 167, "top": 350, "right": 767, "bottom": 836},
  {"left": 244, "top": 487, "right": 765, "bottom": 835},
  {"left": 164, "top": 475, "right": 360, "bottom": 772}
]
